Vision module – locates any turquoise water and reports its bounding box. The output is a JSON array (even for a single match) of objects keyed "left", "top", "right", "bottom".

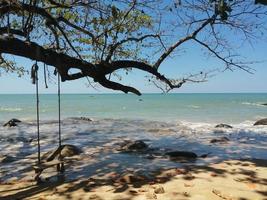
[
  {"left": 1, "top": 93, "right": 267, "bottom": 182},
  {"left": 0, "top": 93, "right": 267, "bottom": 123}
]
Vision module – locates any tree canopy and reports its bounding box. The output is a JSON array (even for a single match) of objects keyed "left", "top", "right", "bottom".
[{"left": 0, "top": 0, "right": 266, "bottom": 95}]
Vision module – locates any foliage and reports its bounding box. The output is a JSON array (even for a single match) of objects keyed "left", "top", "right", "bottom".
[{"left": 0, "top": 0, "right": 266, "bottom": 94}]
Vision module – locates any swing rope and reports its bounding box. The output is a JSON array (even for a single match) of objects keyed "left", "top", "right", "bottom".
[
  {"left": 31, "top": 62, "right": 40, "bottom": 164},
  {"left": 58, "top": 72, "right": 61, "bottom": 147},
  {"left": 44, "top": 63, "right": 48, "bottom": 89}
]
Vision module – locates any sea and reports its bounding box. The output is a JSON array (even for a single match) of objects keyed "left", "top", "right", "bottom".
[
  {"left": 0, "top": 93, "right": 267, "bottom": 123},
  {"left": 0, "top": 93, "right": 267, "bottom": 182}
]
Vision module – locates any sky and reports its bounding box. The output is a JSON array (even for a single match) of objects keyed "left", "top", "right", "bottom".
[
  {"left": 1, "top": 2, "right": 267, "bottom": 94},
  {"left": 1, "top": 35, "right": 266, "bottom": 94},
  {"left": 1, "top": 46, "right": 266, "bottom": 94}
]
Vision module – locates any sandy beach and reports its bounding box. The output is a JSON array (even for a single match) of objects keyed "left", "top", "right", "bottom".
[
  {"left": 1, "top": 117, "right": 267, "bottom": 200},
  {"left": 0, "top": 159, "right": 266, "bottom": 200}
]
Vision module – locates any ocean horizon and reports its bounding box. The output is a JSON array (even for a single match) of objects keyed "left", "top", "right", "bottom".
[{"left": 0, "top": 93, "right": 267, "bottom": 124}]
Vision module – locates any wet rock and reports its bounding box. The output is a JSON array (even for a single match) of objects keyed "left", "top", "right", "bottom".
[
  {"left": 215, "top": 124, "right": 233, "bottom": 128},
  {"left": 45, "top": 144, "right": 82, "bottom": 161},
  {"left": 80, "top": 117, "right": 92, "bottom": 121},
  {"left": 165, "top": 151, "right": 197, "bottom": 159},
  {"left": 254, "top": 118, "right": 267, "bottom": 126},
  {"left": 154, "top": 185, "right": 165, "bottom": 194},
  {"left": 0, "top": 155, "right": 16, "bottom": 163},
  {"left": 199, "top": 153, "right": 210, "bottom": 158},
  {"left": 3, "top": 119, "right": 21, "bottom": 127},
  {"left": 261, "top": 103, "right": 267, "bottom": 106},
  {"left": 118, "top": 140, "right": 148, "bottom": 152},
  {"left": 210, "top": 136, "right": 230, "bottom": 143}
]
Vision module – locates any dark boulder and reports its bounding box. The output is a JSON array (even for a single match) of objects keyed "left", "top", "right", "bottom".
[
  {"left": 118, "top": 140, "right": 148, "bottom": 152},
  {"left": 3, "top": 119, "right": 22, "bottom": 127},
  {"left": 0, "top": 155, "right": 16, "bottom": 163},
  {"left": 254, "top": 118, "right": 267, "bottom": 126},
  {"left": 215, "top": 124, "right": 233, "bottom": 129},
  {"left": 45, "top": 144, "right": 82, "bottom": 161},
  {"left": 210, "top": 136, "right": 230, "bottom": 143},
  {"left": 165, "top": 151, "right": 197, "bottom": 159},
  {"left": 80, "top": 117, "right": 92, "bottom": 121}
]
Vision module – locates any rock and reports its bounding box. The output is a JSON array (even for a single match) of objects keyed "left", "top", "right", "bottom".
[
  {"left": 118, "top": 140, "right": 148, "bottom": 152},
  {"left": 261, "top": 103, "right": 267, "bottom": 106},
  {"left": 154, "top": 185, "right": 165, "bottom": 194},
  {"left": 0, "top": 155, "right": 16, "bottom": 163},
  {"left": 3, "top": 119, "right": 21, "bottom": 127},
  {"left": 119, "top": 174, "right": 146, "bottom": 184},
  {"left": 215, "top": 124, "right": 233, "bottom": 128},
  {"left": 254, "top": 118, "right": 267, "bottom": 126},
  {"left": 199, "top": 153, "right": 210, "bottom": 158},
  {"left": 165, "top": 151, "right": 197, "bottom": 159},
  {"left": 210, "top": 136, "right": 229, "bottom": 143},
  {"left": 80, "top": 117, "right": 92, "bottom": 121},
  {"left": 46, "top": 144, "right": 82, "bottom": 161}
]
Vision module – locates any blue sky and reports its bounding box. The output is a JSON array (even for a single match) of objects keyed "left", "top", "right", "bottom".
[{"left": 0, "top": 46, "right": 266, "bottom": 94}]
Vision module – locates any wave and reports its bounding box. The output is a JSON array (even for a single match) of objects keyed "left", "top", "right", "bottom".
[
  {"left": 0, "top": 107, "right": 22, "bottom": 112},
  {"left": 242, "top": 102, "right": 267, "bottom": 107},
  {"left": 187, "top": 105, "right": 200, "bottom": 109}
]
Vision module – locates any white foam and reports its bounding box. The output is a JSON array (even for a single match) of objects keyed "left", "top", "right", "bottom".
[
  {"left": 242, "top": 102, "right": 266, "bottom": 107},
  {"left": 0, "top": 107, "right": 22, "bottom": 112}
]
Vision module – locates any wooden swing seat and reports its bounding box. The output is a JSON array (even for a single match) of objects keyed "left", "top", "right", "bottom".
[{"left": 33, "top": 160, "right": 65, "bottom": 183}]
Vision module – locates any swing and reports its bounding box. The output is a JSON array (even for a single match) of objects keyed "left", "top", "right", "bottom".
[{"left": 31, "top": 63, "right": 64, "bottom": 183}]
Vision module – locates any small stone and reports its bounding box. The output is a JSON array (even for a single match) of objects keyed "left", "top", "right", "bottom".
[
  {"left": 165, "top": 151, "right": 197, "bottom": 159},
  {"left": 138, "top": 188, "right": 147, "bottom": 193},
  {"left": 129, "top": 190, "right": 138, "bottom": 194},
  {"left": 183, "top": 192, "right": 190, "bottom": 197},
  {"left": 184, "top": 183, "right": 194, "bottom": 187},
  {"left": 210, "top": 172, "right": 217, "bottom": 177},
  {"left": 154, "top": 185, "right": 165, "bottom": 194}
]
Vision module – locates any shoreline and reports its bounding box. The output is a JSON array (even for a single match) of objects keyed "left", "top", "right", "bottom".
[{"left": 0, "top": 117, "right": 267, "bottom": 199}]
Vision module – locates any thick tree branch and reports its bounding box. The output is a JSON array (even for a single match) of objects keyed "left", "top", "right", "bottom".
[
  {"left": 97, "top": 76, "right": 141, "bottom": 95},
  {"left": 0, "top": 36, "right": 176, "bottom": 95},
  {"left": 0, "top": 27, "right": 26, "bottom": 37}
]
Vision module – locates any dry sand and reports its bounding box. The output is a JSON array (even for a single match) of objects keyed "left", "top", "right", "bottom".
[{"left": 0, "top": 159, "right": 266, "bottom": 200}]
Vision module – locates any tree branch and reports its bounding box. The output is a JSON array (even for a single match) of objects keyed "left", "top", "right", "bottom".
[{"left": 153, "top": 15, "right": 216, "bottom": 69}]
